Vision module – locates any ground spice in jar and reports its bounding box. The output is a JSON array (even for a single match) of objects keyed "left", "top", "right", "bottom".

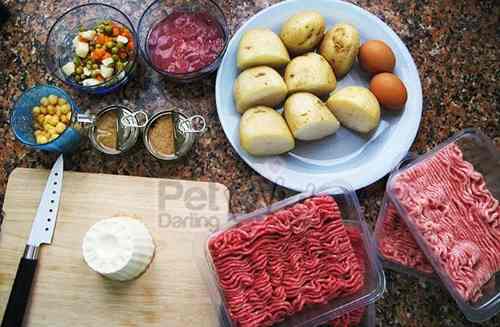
[
  {"left": 148, "top": 114, "right": 175, "bottom": 156},
  {"left": 95, "top": 110, "right": 118, "bottom": 151}
]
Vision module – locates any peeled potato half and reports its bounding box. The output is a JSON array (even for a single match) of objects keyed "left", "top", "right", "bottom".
[
  {"left": 326, "top": 86, "right": 381, "bottom": 133},
  {"left": 237, "top": 29, "right": 290, "bottom": 70},
  {"left": 233, "top": 66, "right": 288, "bottom": 113},
  {"left": 240, "top": 106, "right": 295, "bottom": 156},
  {"left": 284, "top": 92, "right": 340, "bottom": 141},
  {"left": 284, "top": 52, "right": 337, "bottom": 96},
  {"left": 320, "top": 23, "right": 361, "bottom": 78}
]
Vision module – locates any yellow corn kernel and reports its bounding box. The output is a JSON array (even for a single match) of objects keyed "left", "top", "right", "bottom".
[
  {"left": 57, "top": 98, "right": 67, "bottom": 106},
  {"left": 40, "top": 97, "right": 49, "bottom": 106},
  {"left": 55, "top": 122, "right": 66, "bottom": 134},
  {"left": 60, "top": 104, "right": 71, "bottom": 114},
  {"left": 60, "top": 115, "right": 69, "bottom": 124},
  {"left": 32, "top": 106, "right": 41, "bottom": 115},
  {"left": 36, "top": 115, "right": 45, "bottom": 124},
  {"left": 48, "top": 95, "right": 58, "bottom": 105},
  {"left": 40, "top": 106, "right": 47, "bottom": 114}
]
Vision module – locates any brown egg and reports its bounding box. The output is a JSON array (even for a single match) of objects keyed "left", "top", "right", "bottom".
[
  {"left": 358, "top": 40, "right": 396, "bottom": 74},
  {"left": 369, "top": 73, "right": 407, "bottom": 111}
]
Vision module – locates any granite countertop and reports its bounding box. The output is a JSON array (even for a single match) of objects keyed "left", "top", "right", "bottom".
[{"left": 0, "top": 0, "right": 499, "bottom": 326}]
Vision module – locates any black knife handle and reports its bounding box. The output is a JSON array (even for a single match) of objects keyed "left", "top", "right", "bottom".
[{"left": 1, "top": 253, "right": 38, "bottom": 327}]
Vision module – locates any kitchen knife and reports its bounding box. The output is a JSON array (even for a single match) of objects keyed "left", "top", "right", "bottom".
[{"left": 1, "top": 155, "right": 64, "bottom": 327}]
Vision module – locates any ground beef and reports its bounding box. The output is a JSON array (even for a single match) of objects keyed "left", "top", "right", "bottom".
[
  {"left": 376, "top": 201, "right": 434, "bottom": 274},
  {"left": 392, "top": 143, "right": 500, "bottom": 302},
  {"left": 326, "top": 226, "right": 367, "bottom": 327},
  {"left": 209, "top": 196, "right": 365, "bottom": 327}
]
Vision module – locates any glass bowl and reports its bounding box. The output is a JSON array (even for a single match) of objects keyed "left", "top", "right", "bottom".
[
  {"left": 45, "top": 3, "right": 138, "bottom": 95},
  {"left": 138, "top": 0, "right": 229, "bottom": 82},
  {"left": 10, "top": 85, "right": 82, "bottom": 153}
]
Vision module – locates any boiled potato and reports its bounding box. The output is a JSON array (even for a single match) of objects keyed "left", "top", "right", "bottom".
[
  {"left": 234, "top": 66, "right": 287, "bottom": 113},
  {"left": 240, "top": 106, "right": 295, "bottom": 156},
  {"left": 284, "top": 52, "right": 336, "bottom": 96},
  {"left": 320, "top": 23, "right": 360, "bottom": 78},
  {"left": 280, "top": 11, "right": 326, "bottom": 55},
  {"left": 237, "top": 29, "right": 290, "bottom": 70},
  {"left": 326, "top": 86, "right": 381, "bottom": 133},
  {"left": 284, "top": 92, "right": 340, "bottom": 141}
]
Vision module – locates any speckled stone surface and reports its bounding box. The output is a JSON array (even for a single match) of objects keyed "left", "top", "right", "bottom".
[{"left": 0, "top": 0, "right": 499, "bottom": 326}]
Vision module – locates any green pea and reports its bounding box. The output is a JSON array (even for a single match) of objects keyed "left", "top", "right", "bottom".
[
  {"left": 105, "top": 25, "right": 113, "bottom": 34},
  {"left": 106, "top": 41, "right": 113, "bottom": 49},
  {"left": 111, "top": 47, "right": 118, "bottom": 54},
  {"left": 92, "top": 64, "right": 99, "bottom": 70},
  {"left": 116, "top": 42, "right": 124, "bottom": 49},
  {"left": 74, "top": 57, "right": 81, "bottom": 65},
  {"left": 76, "top": 67, "right": 83, "bottom": 74},
  {"left": 74, "top": 75, "right": 81, "bottom": 81},
  {"left": 116, "top": 62, "right": 124, "bottom": 72},
  {"left": 96, "top": 27, "right": 103, "bottom": 34},
  {"left": 112, "top": 54, "right": 119, "bottom": 61},
  {"left": 79, "top": 26, "right": 85, "bottom": 32}
]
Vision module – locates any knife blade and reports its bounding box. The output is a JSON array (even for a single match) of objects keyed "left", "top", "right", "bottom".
[{"left": 1, "top": 154, "right": 64, "bottom": 327}]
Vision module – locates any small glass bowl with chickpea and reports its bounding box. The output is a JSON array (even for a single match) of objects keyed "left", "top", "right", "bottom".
[{"left": 11, "top": 85, "right": 83, "bottom": 153}]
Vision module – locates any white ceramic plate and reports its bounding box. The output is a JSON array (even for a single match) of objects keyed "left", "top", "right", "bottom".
[{"left": 215, "top": 0, "right": 422, "bottom": 192}]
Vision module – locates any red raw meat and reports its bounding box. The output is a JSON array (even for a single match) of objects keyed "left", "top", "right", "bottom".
[
  {"left": 377, "top": 202, "right": 434, "bottom": 274},
  {"left": 392, "top": 143, "right": 500, "bottom": 302},
  {"left": 326, "top": 226, "right": 367, "bottom": 327},
  {"left": 209, "top": 196, "right": 365, "bottom": 327}
]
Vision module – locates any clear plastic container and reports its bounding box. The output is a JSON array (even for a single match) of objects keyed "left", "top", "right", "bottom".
[
  {"left": 196, "top": 184, "right": 385, "bottom": 327},
  {"left": 374, "top": 193, "right": 436, "bottom": 280},
  {"left": 322, "top": 303, "right": 375, "bottom": 327},
  {"left": 374, "top": 154, "right": 437, "bottom": 279},
  {"left": 387, "top": 128, "right": 500, "bottom": 322}
]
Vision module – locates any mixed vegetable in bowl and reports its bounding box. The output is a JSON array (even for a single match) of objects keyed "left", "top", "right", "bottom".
[{"left": 62, "top": 20, "right": 135, "bottom": 87}]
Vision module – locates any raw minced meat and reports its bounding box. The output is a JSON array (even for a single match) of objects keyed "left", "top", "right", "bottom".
[
  {"left": 209, "top": 196, "right": 366, "bottom": 327},
  {"left": 376, "top": 201, "right": 434, "bottom": 274},
  {"left": 391, "top": 143, "right": 500, "bottom": 302}
]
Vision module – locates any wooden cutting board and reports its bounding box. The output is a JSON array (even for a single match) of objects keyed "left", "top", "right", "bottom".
[{"left": 0, "top": 168, "right": 230, "bottom": 327}]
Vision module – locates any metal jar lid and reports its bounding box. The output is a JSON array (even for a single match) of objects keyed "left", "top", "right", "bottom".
[
  {"left": 143, "top": 110, "right": 206, "bottom": 161},
  {"left": 86, "top": 105, "right": 142, "bottom": 155}
]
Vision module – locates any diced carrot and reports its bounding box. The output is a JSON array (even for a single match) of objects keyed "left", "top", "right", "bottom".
[
  {"left": 127, "top": 41, "right": 134, "bottom": 50},
  {"left": 95, "top": 34, "right": 107, "bottom": 45},
  {"left": 91, "top": 48, "right": 107, "bottom": 61},
  {"left": 79, "top": 36, "right": 86, "bottom": 42},
  {"left": 120, "top": 29, "right": 132, "bottom": 39},
  {"left": 112, "top": 26, "right": 120, "bottom": 37},
  {"left": 102, "top": 52, "right": 112, "bottom": 59},
  {"left": 96, "top": 74, "right": 104, "bottom": 81}
]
